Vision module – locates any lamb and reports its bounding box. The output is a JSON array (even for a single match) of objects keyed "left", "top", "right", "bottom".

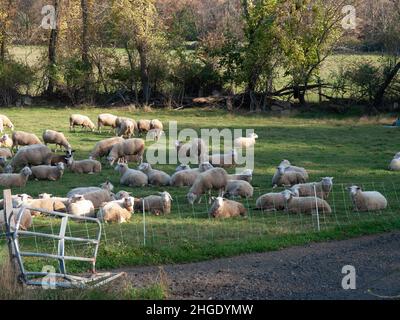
[
  {"left": 0, "top": 208, "right": 32, "bottom": 231},
  {"left": 347, "top": 185, "right": 388, "bottom": 212},
  {"left": 24, "top": 197, "right": 67, "bottom": 217},
  {"left": 0, "top": 115, "right": 14, "bottom": 131},
  {"left": 115, "top": 190, "right": 132, "bottom": 200},
  {"left": 97, "top": 113, "right": 118, "bottom": 132},
  {"left": 209, "top": 197, "right": 247, "bottom": 219},
  {"left": 0, "top": 148, "right": 12, "bottom": 159},
  {"left": 138, "top": 119, "right": 151, "bottom": 134},
  {"left": 0, "top": 134, "right": 13, "bottom": 148},
  {"left": 67, "top": 195, "right": 95, "bottom": 217},
  {"left": 135, "top": 192, "right": 172, "bottom": 215},
  {"left": 175, "top": 138, "right": 208, "bottom": 163},
  {"left": 89, "top": 137, "right": 125, "bottom": 160},
  {"left": 227, "top": 169, "right": 253, "bottom": 183},
  {"left": 115, "top": 163, "right": 148, "bottom": 187},
  {"left": 116, "top": 118, "right": 136, "bottom": 138},
  {"left": 282, "top": 190, "right": 332, "bottom": 214},
  {"left": 272, "top": 166, "right": 307, "bottom": 188},
  {"left": 255, "top": 192, "right": 287, "bottom": 211},
  {"left": 150, "top": 119, "right": 163, "bottom": 131},
  {"left": 277, "top": 160, "right": 309, "bottom": 180},
  {"left": 67, "top": 181, "right": 114, "bottom": 198},
  {"left": 42, "top": 130, "right": 72, "bottom": 151},
  {"left": 12, "top": 131, "right": 42, "bottom": 150},
  {"left": 234, "top": 133, "right": 258, "bottom": 149},
  {"left": 208, "top": 150, "right": 237, "bottom": 168},
  {"left": 81, "top": 189, "right": 115, "bottom": 209},
  {"left": 389, "top": 152, "right": 400, "bottom": 171},
  {"left": 66, "top": 156, "right": 102, "bottom": 174},
  {"left": 107, "top": 138, "right": 145, "bottom": 166},
  {"left": 0, "top": 167, "right": 32, "bottom": 188},
  {"left": 290, "top": 177, "right": 334, "bottom": 200},
  {"left": 7, "top": 144, "right": 52, "bottom": 172},
  {"left": 31, "top": 163, "right": 65, "bottom": 181},
  {"left": 97, "top": 197, "right": 134, "bottom": 223},
  {"left": 187, "top": 168, "right": 228, "bottom": 204},
  {"left": 224, "top": 180, "right": 254, "bottom": 199},
  {"left": 69, "top": 114, "right": 95, "bottom": 132},
  {"left": 138, "top": 163, "right": 171, "bottom": 186}
]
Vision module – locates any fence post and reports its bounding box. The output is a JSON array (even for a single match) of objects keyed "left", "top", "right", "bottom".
[
  {"left": 142, "top": 199, "right": 146, "bottom": 247},
  {"left": 313, "top": 185, "right": 321, "bottom": 232}
]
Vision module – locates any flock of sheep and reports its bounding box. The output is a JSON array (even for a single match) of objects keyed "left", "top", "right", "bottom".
[{"left": 0, "top": 112, "right": 392, "bottom": 232}]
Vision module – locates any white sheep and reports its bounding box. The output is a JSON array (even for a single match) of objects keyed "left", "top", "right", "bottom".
[
  {"left": 138, "top": 119, "right": 151, "bottom": 134},
  {"left": 24, "top": 197, "right": 67, "bottom": 217},
  {"left": 115, "top": 190, "right": 132, "bottom": 200},
  {"left": 0, "top": 167, "right": 32, "bottom": 188},
  {"left": 42, "top": 130, "right": 72, "bottom": 152},
  {"left": 389, "top": 152, "right": 400, "bottom": 171},
  {"left": 290, "top": 177, "right": 334, "bottom": 200},
  {"left": 67, "top": 195, "right": 95, "bottom": 217},
  {"left": 89, "top": 137, "right": 125, "bottom": 160},
  {"left": 67, "top": 181, "right": 114, "bottom": 198},
  {"left": 234, "top": 133, "right": 258, "bottom": 149},
  {"left": 150, "top": 119, "right": 163, "bottom": 131},
  {"left": 272, "top": 165, "right": 307, "bottom": 188},
  {"left": 227, "top": 169, "right": 253, "bottom": 183},
  {"left": 135, "top": 192, "right": 172, "bottom": 215},
  {"left": 224, "top": 180, "right": 254, "bottom": 199},
  {"left": 12, "top": 131, "right": 42, "bottom": 150},
  {"left": 31, "top": 163, "right": 65, "bottom": 181},
  {"left": 98, "top": 114, "right": 118, "bottom": 132},
  {"left": 0, "top": 208, "right": 32, "bottom": 231},
  {"left": 107, "top": 138, "right": 145, "bottom": 166},
  {"left": 8, "top": 144, "right": 52, "bottom": 172},
  {"left": 69, "top": 114, "right": 95, "bottom": 132},
  {"left": 282, "top": 190, "right": 332, "bottom": 214},
  {"left": 255, "top": 192, "right": 287, "bottom": 211},
  {"left": 277, "top": 160, "right": 309, "bottom": 180},
  {"left": 0, "top": 147, "right": 13, "bottom": 159},
  {"left": 138, "top": 163, "right": 171, "bottom": 186},
  {"left": 209, "top": 197, "right": 247, "bottom": 219},
  {"left": 0, "top": 134, "right": 13, "bottom": 148},
  {"left": 98, "top": 197, "right": 135, "bottom": 223},
  {"left": 0, "top": 115, "right": 14, "bottom": 131},
  {"left": 66, "top": 156, "right": 102, "bottom": 174},
  {"left": 82, "top": 189, "right": 115, "bottom": 209},
  {"left": 170, "top": 163, "right": 214, "bottom": 187},
  {"left": 116, "top": 118, "right": 136, "bottom": 138},
  {"left": 347, "top": 186, "right": 388, "bottom": 212},
  {"left": 115, "top": 163, "right": 148, "bottom": 187}
]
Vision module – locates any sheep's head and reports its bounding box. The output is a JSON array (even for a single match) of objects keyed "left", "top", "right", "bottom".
[
  {"left": 280, "top": 159, "right": 291, "bottom": 167},
  {"left": 0, "top": 134, "right": 8, "bottom": 142},
  {"left": 199, "top": 162, "right": 214, "bottom": 172},
  {"left": 176, "top": 164, "right": 190, "bottom": 172},
  {"left": 138, "top": 162, "right": 151, "bottom": 172},
  {"left": 100, "top": 180, "right": 114, "bottom": 192},
  {"left": 187, "top": 192, "right": 198, "bottom": 205},
  {"left": 249, "top": 133, "right": 258, "bottom": 139},
  {"left": 38, "top": 193, "right": 52, "bottom": 199},
  {"left": 71, "top": 194, "right": 85, "bottom": 203},
  {"left": 277, "top": 165, "right": 287, "bottom": 175},
  {"left": 124, "top": 197, "right": 135, "bottom": 212},
  {"left": 21, "top": 167, "right": 32, "bottom": 177},
  {"left": 347, "top": 185, "right": 361, "bottom": 196},
  {"left": 160, "top": 192, "right": 173, "bottom": 203},
  {"left": 210, "top": 197, "right": 225, "bottom": 218},
  {"left": 322, "top": 177, "right": 334, "bottom": 186}
]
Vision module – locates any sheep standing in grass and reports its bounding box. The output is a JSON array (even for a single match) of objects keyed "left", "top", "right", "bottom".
[
  {"left": 116, "top": 117, "right": 138, "bottom": 134},
  {"left": 255, "top": 192, "right": 287, "bottom": 211},
  {"left": 209, "top": 197, "right": 247, "bottom": 219},
  {"left": 0, "top": 167, "right": 32, "bottom": 188},
  {"left": 272, "top": 164, "right": 307, "bottom": 188},
  {"left": 0, "top": 134, "right": 13, "bottom": 148},
  {"left": 209, "top": 150, "right": 237, "bottom": 168},
  {"left": 98, "top": 197, "right": 135, "bottom": 223},
  {"left": 66, "top": 156, "right": 102, "bottom": 174},
  {"left": 389, "top": 152, "right": 400, "bottom": 171},
  {"left": 115, "top": 163, "right": 148, "bottom": 187},
  {"left": 12, "top": 131, "right": 42, "bottom": 150},
  {"left": 0, "top": 115, "right": 14, "bottom": 131},
  {"left": 69, "top": 114, "right": 95, "bottom": 132},
  {"left": 98, "top": 114, "right": 118, "bottom": 132},
  {"left": 31, "top": 163, "right": 65, "bottom": 181},
  {"left": 227, "top": 169, "right": 253, "bottom": 183},
  {"left": 7, "top": 144, "right": 52, "bottom": 172},
  {"left": 116, "top": 118, "right": 136, "bottom": 138},
  {"left": 138, "top": 163, "right": 170, "bottom": 186},
  {"left": 107, "top": 138, "right": 145, "bottom": 166},
  {"left": 67, "top": 181, "right": 114, "bottom": 198},
  {"left": 234, "top": 133, "right": 258, "bottom": 149},
  {"left": 282, "top": 190, "right": 332, "bottom": 214},
  {"left": 135, "top": 192, "right": 172, "bottom": 215},
  {"left": 290, "top": 177, "right": 334, "bottom": 200},
  {"left": 89, "top": 137, "right": 124, "bottom": 160},
  {"left": 138, "top": 119, "right": 151, "bottom": 134},
  {"left": 187, "top": 168, "right": 228, "bottom": 204},
  {"left": 347, "top": 185, "right": 388, "bottom": 212},
  {"left": 42, "top": 130, "right": 72, "bottom": 152},
  {"left": 67, "top": 195, "right": 95, "bottom": 217},
  {"left": 224, "top": 180, "right": 254, "bottom": 199},
  {"left": 150, "top": 119, "right": 163, "bottom": 131}
]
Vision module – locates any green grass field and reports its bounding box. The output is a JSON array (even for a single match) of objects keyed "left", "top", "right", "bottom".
[{"left": 1, "top": 106, "right": 400, "bottom": 278}]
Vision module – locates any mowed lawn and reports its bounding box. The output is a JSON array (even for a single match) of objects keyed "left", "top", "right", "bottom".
[{"left": 1, "top": 106, "right": 400, "bottom": 273}]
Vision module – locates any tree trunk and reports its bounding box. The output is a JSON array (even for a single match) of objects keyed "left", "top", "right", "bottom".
[
  {"left": 46, "top": 0, "right": 60, "bottom": 96},
  {"left": 138, "top": 44, "right": 150, "bottom": 104},
  {"left": 373, "top": 61, "right": 400, "bottom": 109},
  {"left": 81, "top": 0, "right": 91, "bottom": 98},
  {"left": 0, "top": 0, "right": 13, "bottom": 62}
]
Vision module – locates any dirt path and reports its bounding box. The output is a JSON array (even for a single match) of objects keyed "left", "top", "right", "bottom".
[{"left": 114, "top": 232, "right": 400, "bottom": 300}]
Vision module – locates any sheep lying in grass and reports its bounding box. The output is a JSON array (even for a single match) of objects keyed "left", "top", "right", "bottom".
[
  {"left": 278, "top": 160, "right": 309, "bottom": 180},
  {"left": 98, "top": 197, "right": 135, "bottom": 223},
  {"left": 67, "top": 181, "right": 114, "bottom": 198},
  {"left": 89, "top": 137, "right": 124, "bottom": 160},
  {"left": 135, "top": 192, "right": 172, "bottom": 215},
  {"left": 282, "top": 190, "right": 332, "bottom": 214},
  {"left": 255, "top": 192, "right": 287, "bottom": 211},
  {"left": 224, "top": 180, "right": 254, "bottom": 199},
  {"left": 0, "top": 134, "right": 13, "bottom": 148},
  {"left": 0, "top": 115, "right": 14, "bottom": 131},
  {"left": 0, "top": 148, "right": 12, "bottom": 159},
  {"left": 98, "top": 113, "right": 118, "bottom": 132},
  {"left": 116, "top": 118, "right": 136, "bottom": 138},
  {"left": 347, "top": 185, "right": 388, "bottom": 212},
  {"left": 389, "top": 152, "right": 400, "bottom": 171},
  {"left": 66, "top": 156, "right": 102, "bottom": 174},
  {"left": 24, "top": 197, "right": 67, "bottom": 217},
  {"left": 0, "top": 194, "right": 32, "bottom": 210},
  {"left": 138, "top": 163, "right": 171, "bottom": 186},
  {"left": 38, "top": 193, "right": 69, "bottom": 206},
  {"left": 209, "top": 150, "right": 237, "bottom": 168},
  {"left": 138, "top": 119, "right": 151, "bottom": 134},
  {"left": 209, "top": 197, "right": 247, "bottom": 219},
  {"left": 187, "top": 168, "right": 228, "bottom": 204},
  {"left": 12, "top": 131, "right": 42, "bottom": 150},
  {"left": 67, "top": 195, "right": 95, "bottom": 217},
  {"left": 227, "top": 169, "right": 253, "bottom": 183},
  {"left": 290, "top": 177, "right": 334, "bottom": 200},
  {"left": 31, "top": 162, "right": 65, "bottom": 181},
  {"left": 69, "top": 114, "right": 95, "bottom": 132},
  {"left": 0, "top": 208, "right": 32, "bottom": 231},
  {"left": 0, "top": 167, "right": 32, "bottom": 188},
  {"left": 107, "top": 138, "right": 145, "bottom": 166},
  {"left": 171, "top": 162, "right": 214, "bottom": 187},
  {"left": 234, "top": 133, "right": 258, "bottom": 149},
  {"left": 272, "top": 163, "right": 307, "bottom": 188},
  {"left": 82, "top": 189, "right": 115, "bottom": 209},
  {"left": 115, "top": 163, "right": 148, "bottom": 187},
  {"left": 115, "top": 190, "right": 132, "bottom": 200},
  {"left": 7, "top": 144, "right": 52, "bottom": 172},
  {"left": 175, "top": 138, "right": 208, "bottom": 163},
  {"left": 42, "top": 130, "right": 72, "bottom": 152}
]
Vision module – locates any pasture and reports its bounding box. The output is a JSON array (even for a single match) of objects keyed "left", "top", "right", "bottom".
[{"left": 1, "top": 107, "right": 400, "bottom": 275}]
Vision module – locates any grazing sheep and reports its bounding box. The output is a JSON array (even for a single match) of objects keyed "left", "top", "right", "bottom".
[
  {"left": 66, "top": 156, "right": 102, "bottom": 174},
  {"left": 116, "top": 118, "right": 136, "bottom": 138},
  {"left": 67, "top": 181, "right": 114, "bottom": 198},
  {"left": 81, "top": 189, "right": 115, "bottom": 209},
  {"left": 7, "top": 144, "right": 52, "bottom": 172},
  {"left": 0, "top": 134, "right": 13, "bottom": 148},
  {"left": 115, "top": 190, "right": 132, "bottom": 200},
  {"left": 0, "top": 208, "right": 32, "bottom": 231},
  {"left": 98, "top": 114, "right": 118, "bottom": 132},
  {"left": 234, "top": 133, "right": 258, "bottom": 149},
  {"left": 0, "top": 167, "right": 32, "bottom": 188},
  {"left": 227, "top": 169, "right": 253, "bottom": 183},
  {"left": 255, "top": 192, "right": 287, "bottom": 211},
  {"left": 0, "top": 115, "right": 14, "bottom": 131},
  {"left": 138, "top": 119, "right": 151, "bottom": 134},
  {"left": 224, "top": 180, "right": 254, "bottom": 199},
  {"left": 69, "top": 114, "right": 95, "bottom": 132},
  {"left": 25, "top": 198, "right": 67, "bottom": 217},
  {"left": 150, "top": 119, "right": 163, "bottom": 131},
  {"left": 42, "top": 130, "right": 72, "bottom": 151},
  {"left": 135, "top": 192, "right": 172, "bottom": 215},
  {"left": 0, "top": 148, "right": 12, "bottom": 159},
  {"left": 187, "top": 168, "right": 228, "bottom": 204},
  {"left": 12, "top": 131, "right": 42, "bottom": 150},
  {"left": 209, "top": 197, "right": 247, "bottom": 219},
  {"left": 347, "top": 185, "right": 388, "bottom": 212},
  {"left": 389, "top": 152, "right": 400, "bottom": 171},
  {"left": 31, "top": 163, "right": 65, "bottom": 181},
  {"left": 98, "top": 197, "right": 134, "bottom": 223},
  {"left": 67, "top": 195, "right": 95, "bottom": 217},
  {"left": 116, "top": 117, "right": 138, "bottom": 133},
  {"left": 175, "top": 138, "right": 208, "bottom": 163},
  {"left": 282, "top": 190, "right": 332, "bottom": 214},
  {"left": 107, "top": 138, "right": 145, "bottom": 166},
  {"left": 50, "top": 149, "right": 74, "bottom": 166},
  {"left": 115, "top": 163, "right": 148, "bottom": 187},
  {"left": 277, "top": 160, "right": 309, "bottom": 180},
  {"left": 209, "top": 150, "right": 237, "bottom": 168},
  {"left": 272, "top": 166, "right": 307, "bottom": 188},
  {"left": 291, "top": 177, "right": 334, "bottom": 200},
  {"left": 138, "top": 163, "right": 171, "bottom": 186},
  {"left": 89, "top": 137, "right": 125, "bottom": 160}
]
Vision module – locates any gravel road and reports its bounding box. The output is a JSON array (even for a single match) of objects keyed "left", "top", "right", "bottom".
[{"left": 115, "top": 232, "right": 400, "bottom": 300}]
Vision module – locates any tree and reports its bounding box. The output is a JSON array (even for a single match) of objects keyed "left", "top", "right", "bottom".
[
  {"left": 0, "top": 0, "right": 14, "bottom": 62},
  {"left": 46, "top": 0, "right": 60, "bottom": 96}
]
